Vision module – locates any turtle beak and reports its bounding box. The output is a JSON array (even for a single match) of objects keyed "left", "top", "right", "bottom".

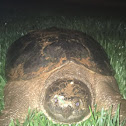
[{"left": 61, "top": 106, "right": 73, "bottom": 119}]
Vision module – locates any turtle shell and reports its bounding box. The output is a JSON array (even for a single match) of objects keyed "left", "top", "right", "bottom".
[{"left": 6, "top": 27, "right": 113, "bottom": 81}]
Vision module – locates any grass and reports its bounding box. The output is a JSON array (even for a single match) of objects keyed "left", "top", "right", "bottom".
[
  {"left": 9, "top": 106, "right": 125, "bottom": 126},
  {"left": 0, "top": 15, "right": 126, "bottom": 125}
]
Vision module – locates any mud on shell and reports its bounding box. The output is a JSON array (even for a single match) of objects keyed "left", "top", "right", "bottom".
[{"left": 6, "top": 27, "right": 113, "bottom": 81}]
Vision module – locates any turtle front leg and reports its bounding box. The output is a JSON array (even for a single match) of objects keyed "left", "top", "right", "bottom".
[
  {"left": 0, "top": 105, "right": 29, "bottom": 126},
  {"left": 0, "top": 110, "right": 11, "bottom": 126},
  {"left": 95, "top": 76, "right": 126, "bottom": 123},
  {"left": 120, "top": 99, "right": 126, "bottom": 123}
]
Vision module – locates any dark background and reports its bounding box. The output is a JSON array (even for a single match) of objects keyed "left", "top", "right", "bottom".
[{"left": 0, "top": 0, "right": 126, "bottom": 16}]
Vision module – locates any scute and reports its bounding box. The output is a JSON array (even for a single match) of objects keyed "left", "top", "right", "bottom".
[{"left": 6, "top": 27, "right": 113, "bottom": 81}]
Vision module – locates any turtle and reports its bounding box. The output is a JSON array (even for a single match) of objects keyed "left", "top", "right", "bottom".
[{"left": 0, "top": 27, "right": 126, "bottom": 126}]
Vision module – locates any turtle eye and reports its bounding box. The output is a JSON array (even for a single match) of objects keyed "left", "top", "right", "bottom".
[
  {"left": 54, "top": 97, "right": 58, "bottom": 103},
  {"left": 75, "top": 101, "right": 80, "bottom": 107}
]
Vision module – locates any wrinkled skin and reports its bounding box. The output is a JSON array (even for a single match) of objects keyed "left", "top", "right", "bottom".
[{"left": 0, "top": 28, "right": 126, "bottom": 125}]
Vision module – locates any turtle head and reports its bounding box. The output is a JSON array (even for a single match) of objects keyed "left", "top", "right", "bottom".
[{"left": 43, "top": 79, "right": 92, "bottom": 124}]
